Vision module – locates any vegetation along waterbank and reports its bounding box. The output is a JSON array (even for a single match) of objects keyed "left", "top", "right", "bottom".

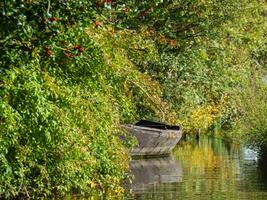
[{"left": 0, "top": 0, "right": 266, "bottom": 198}]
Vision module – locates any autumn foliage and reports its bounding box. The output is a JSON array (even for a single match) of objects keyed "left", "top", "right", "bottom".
[{"left": 0, "top": 0, "right": 266, "bottom": 198}]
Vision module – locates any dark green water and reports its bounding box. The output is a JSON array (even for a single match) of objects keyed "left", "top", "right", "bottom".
[{"left": 125, "top": 136, "right": 267, "bottom": 200}]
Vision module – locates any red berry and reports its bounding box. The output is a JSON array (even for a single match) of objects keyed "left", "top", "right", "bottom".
[
  {"left": 49, "top": 17, "right": 59, "bottom": 22},
  {"left": 140, "top": 10, "right": 148, "bottom": 17}
]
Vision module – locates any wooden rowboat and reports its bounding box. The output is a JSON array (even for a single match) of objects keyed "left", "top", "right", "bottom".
[{"left": 122, "top": 120, "right": 182, "bottom": 157}]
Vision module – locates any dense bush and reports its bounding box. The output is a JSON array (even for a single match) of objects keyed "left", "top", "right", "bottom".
[
  {"left": 0, "top": 0, "right": 266, "bottom": 198},
  {"left": 0, "top": 1, "right": 173, "bottom": 198},
  {"left": 232, "top": 45, "right": 267, "bottom": 147},
  {"left": 99, "top": 0, "right": 266, "bottom": 135}
]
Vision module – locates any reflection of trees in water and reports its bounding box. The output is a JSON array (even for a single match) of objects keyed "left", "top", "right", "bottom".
[
  {"left": 258, "top": 148, "right": 267, "bottom": 185},
  {"left": 126, "top": 137, "right": 267, "bottom": 199},
  {"left": 173, "top": 136, "right": 241, "bottom": 197},
  {"left": 239, "top": 147, "right": 267, "bottom": 192}
]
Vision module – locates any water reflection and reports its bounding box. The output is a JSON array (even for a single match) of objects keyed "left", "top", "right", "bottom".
[
  {"left": 128, "top": 156, "right": 182, "bottom": 192},
  {"left": 125, "top": 136, "right": 267, "bottom": 199},
  {"left": 257, "top": 148, "right": 267, "bottom": 188}
]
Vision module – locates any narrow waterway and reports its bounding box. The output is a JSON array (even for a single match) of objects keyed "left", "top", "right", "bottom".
[{"left": 124, "top": 136, "right": 267, "bottom": 199}]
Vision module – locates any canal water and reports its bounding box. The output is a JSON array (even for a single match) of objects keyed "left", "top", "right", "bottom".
[{"left": 124, "top": 136, "right": 267, "bottom": 199}]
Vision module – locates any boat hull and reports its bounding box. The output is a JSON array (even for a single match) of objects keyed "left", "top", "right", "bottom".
[{"left": 122, "top": 125, "right": 182, "bottom": 157}]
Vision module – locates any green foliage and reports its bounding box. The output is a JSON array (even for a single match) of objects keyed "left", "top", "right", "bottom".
[
  {"left": 231, "top": 40, "right": 267, "bottom": 147},
  {"left": 234, "top": 72, "right": 267, "bottom": 148},
  {"left": 0, "top": 0, "right": 170, "bottom": 198},
  {"left": 101, "top": 0, "right": 267, "bottom": 136},
  {"left": 0, "top": 30, "right": 124, "bottom": 199},
  {"left": 0, "top": 0, "right": 266, "bottom": 198}
]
